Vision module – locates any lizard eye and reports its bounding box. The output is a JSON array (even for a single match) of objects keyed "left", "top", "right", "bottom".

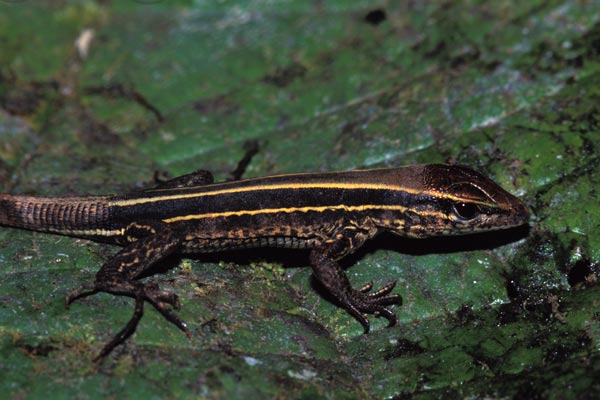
[
  {"left": 452, "top": 202, "right": 481, "bottom": 221},
  {"left": 447, "top": 181, "right": 495, "bottom": 221}
]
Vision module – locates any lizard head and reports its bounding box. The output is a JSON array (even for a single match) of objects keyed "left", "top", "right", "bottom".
[{"left": 378, "top": 164, "right": 530, "bottom": 238}]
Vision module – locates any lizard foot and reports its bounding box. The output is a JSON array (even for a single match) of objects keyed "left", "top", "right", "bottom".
[{"left": 66, "top": 280, "right": 190, "bottom": 360}]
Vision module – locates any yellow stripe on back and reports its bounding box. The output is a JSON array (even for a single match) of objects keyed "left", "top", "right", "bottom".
[
  {"left": 111, "top": 182, "right": 493, "bottom": 208},
  {"left": 163, "top": 203, "right": 447, "bottom": 223}
]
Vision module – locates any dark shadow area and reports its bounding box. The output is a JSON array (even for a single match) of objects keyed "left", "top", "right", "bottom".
[
  {"left": 342, "top": 224, "right": 530, "bottom": 266},
  {"left": 364, "top": 8, "right": 387, "bottom": 26}
]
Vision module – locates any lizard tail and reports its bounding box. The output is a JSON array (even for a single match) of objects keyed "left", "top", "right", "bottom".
[{"left": 0, "top": 193, "right": 111, "bottom": 235}]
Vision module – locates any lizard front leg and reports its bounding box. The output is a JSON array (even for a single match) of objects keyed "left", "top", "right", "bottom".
[
  {"left": 310, "top": 224, "right": 402, "bottom": 332},
  {"left": 66, "top": 223, "right": 187, "bottom": 360}
]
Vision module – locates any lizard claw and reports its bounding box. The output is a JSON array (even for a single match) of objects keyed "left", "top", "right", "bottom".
[{"left": 344, "top": 281, "right": 403, "bottom": 333}]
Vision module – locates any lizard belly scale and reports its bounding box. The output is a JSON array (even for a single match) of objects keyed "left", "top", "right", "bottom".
[
  {"left": 180, "top": 235, "right": 321, "bottom": 253},
  {"left": 176, "top": 214, "right": 334, "bottom": 253},
  {"left": 163, "top": 205, "right": 346, "bottom": 254}
]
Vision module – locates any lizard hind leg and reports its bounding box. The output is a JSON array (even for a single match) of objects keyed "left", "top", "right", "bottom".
[
  {"left": 65, "top": 225, "right": 188, "bottom": 360},
  {"left": 151, "top": 169, "right": 214, "bottom": 190}
]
